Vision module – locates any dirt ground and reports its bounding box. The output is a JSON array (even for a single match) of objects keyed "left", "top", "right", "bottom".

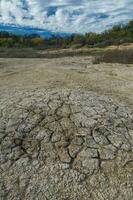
[
  {"left": 0, "top": 56, "right": 133, "bottom": 108},
  {"left": 0, "top": 51, "right": 133, "bottom": 200}
]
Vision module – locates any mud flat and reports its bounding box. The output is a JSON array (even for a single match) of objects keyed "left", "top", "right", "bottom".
[
  {"left": 0, "top": 56, "right": 133, "bottom": 199},
  {"left": 0, "top": 56, "right": 133, "bottom": 107}
]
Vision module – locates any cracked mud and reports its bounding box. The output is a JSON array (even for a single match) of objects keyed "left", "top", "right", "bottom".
[{"left": 0, "top": 89, "right": 133, "bottom": 200}]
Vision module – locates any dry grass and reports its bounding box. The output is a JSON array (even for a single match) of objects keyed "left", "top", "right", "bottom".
[
  {"left": 0, "top": 47, "right": 104, "bottom": 58},
  {"left": 94, "top": 49, "right": 133, "bottom": 64}
]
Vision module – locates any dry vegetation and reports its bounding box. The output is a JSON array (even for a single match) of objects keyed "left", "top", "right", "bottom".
[
  {"left": 94, "top": 48, "right": 133, "bottom": 64},
  {"left": 0, "top": 44, "right": 133, "bottom": 65}
]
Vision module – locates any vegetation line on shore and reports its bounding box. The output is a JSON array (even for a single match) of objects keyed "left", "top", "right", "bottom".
[{"left": 0, "top": 20, "right": 133, "bottom": 49}]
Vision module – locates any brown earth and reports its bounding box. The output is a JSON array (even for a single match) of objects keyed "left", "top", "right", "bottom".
[
  {"left": 0, "top": 56, "right": 133, "bottom": 107},
  {"left": 0, "top": 53, "right": 133, "bottom": 200}
]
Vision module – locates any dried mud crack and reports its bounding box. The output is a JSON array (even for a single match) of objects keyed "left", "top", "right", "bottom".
[{"left": 0, "top": 89, "right": 133, "bottom": 200}]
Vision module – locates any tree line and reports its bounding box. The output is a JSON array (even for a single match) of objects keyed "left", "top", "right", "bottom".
[{"left": 0, "top": 20, "right": 133, "bottom": 49}]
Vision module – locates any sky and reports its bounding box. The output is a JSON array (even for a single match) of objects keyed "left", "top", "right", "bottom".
[{"left": 0, "top": 0, "right": 133, "bottom": 34}]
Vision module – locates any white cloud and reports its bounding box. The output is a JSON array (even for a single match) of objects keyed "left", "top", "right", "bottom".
[{"left": 0, "top": 0, "right": 133, "bottom": 33}]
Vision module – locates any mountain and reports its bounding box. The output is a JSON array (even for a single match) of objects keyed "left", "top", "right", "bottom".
[{"left": 0, "top": 24, "right": 70, "bottom": 37}]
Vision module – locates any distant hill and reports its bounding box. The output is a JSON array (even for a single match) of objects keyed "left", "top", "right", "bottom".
[{"left": 0, "top": 24, "right": 70, "bottom": 38}]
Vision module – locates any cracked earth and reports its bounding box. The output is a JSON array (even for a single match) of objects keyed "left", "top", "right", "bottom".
[
  {"left": 0, "top": 56, "right": 133, "bottom": 199},
  {"left": 0, "top": 89, "right": 133, "bottom": 200}
]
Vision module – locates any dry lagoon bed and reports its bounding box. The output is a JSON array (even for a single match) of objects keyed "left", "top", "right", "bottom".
[
  {"left": 0, "top": 56, "right": 133, "bottom": 199},
  {"left": 0, "top": 56, "right": 133, "bottom": 107}
]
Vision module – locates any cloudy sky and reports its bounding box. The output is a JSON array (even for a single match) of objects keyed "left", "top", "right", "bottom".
[{"left": 0, "top": 0, "right": 133, "bottom": 34}]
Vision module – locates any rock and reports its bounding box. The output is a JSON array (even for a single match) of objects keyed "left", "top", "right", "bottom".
[{"left": 0, "top": 89, "right": 133, "bottom": 200}]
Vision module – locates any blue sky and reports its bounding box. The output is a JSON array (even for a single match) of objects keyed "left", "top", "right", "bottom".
[{"left": 0, "top": 0, "right": 133, "bottom": 34}]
